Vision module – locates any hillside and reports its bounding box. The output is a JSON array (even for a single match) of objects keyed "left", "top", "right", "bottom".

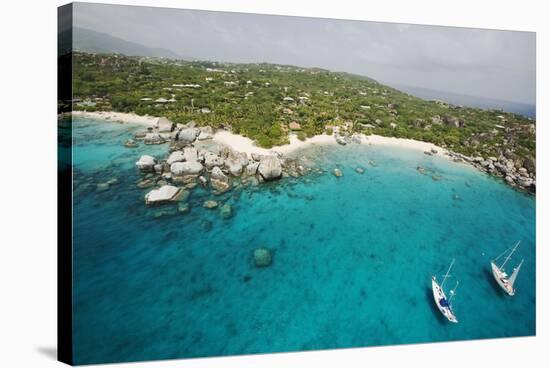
[
  {"left": 73, "top": 28, "right": 184, "bottom": 59},
  {"left": 69, "top": 52, "right": 535, "bottom": 175}
]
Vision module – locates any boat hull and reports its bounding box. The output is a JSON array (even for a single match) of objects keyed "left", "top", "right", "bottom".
[
  {"left": 431, "top": 277, "right": 458, "bottom": 323},
  {"left": 491, "top": 262, "right": 515, "bottom": 296}
]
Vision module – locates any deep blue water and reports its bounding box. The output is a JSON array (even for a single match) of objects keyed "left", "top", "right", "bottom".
[
  {"left": 392, "top": 85, "right": 536, "bottom": 119},
  {"left": 71, "top": 118, "right": 536, "bottom": 365}
]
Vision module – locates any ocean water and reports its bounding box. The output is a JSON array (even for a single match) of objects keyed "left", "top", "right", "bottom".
[{"left": 71, "top": 118, "right": 536, "bottom": 365}]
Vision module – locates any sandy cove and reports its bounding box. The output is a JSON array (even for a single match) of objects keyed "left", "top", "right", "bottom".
[
  {"left": 72, "top": 111, "right": 159, "bottom": 127},
  {"left": 212, "top": 131, "right": 338, "bottom": 156},
  {"left": 213, "top": 130, "right": 446, "bottom": 157},
  {"left": 71, "top": 110, "right": 447, "bottom": 156},
  {"left": 365, "top": 135, "right": 447, "bottom": 156}
]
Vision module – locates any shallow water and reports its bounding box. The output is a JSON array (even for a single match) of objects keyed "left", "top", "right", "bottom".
[{"left": 70, "top": 118, "right": 536, "bottom": 365}]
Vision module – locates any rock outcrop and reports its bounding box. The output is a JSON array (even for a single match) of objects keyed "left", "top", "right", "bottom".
[
  {"left": 197, "top": 126, "right": 214, "bottom": 140},
  {"left": 124, "top": 139, "right": 138, "bottom": 148},
  {"left": 144, "top": 132, "right": 165, "bottom": 145},
  {"left": 170, "top": 161, "right": 203, "bottom": 176},
  {"left": 182, "top": 147, "right": 198, "bottom": 162},
  {"left": 145, "top": 185, "right": 181, "bottom": 205},
  {"left": 204, "top": 152, "right": 224, "bottom": 169},
  {"left": 166, "top": 151, "right": 185, "bottom": 165},
  {"left": 227, "top": 158, "right": 244, "bottom": 176},
  {"left": 210, "top": 166, "right": 231, "bottom": 193},
  {"left": 176, "top": 128, "right": 200, "bottom": 144},
  {"left": 157, "top": 117, "right": 173, "bottom": 133},
  {"left": 258, "top": 155, "right": 282, "bottom": 181},
  {"left": 203, "top": 200, "right": 219, "bottom": 209},
  {"left": 446, "top": 151, "right": 535, "bottom": 193},
  {"left": 245, "top": 162, "right": 260, "bottom": 176},
  {"left": 253, "top": 247, "right": 273, "bottom": 267},
  {"left": 219, "top": 204, "right": 232, "bottom": 219},
  {"left": 136, "top": 155, "right": 156, "bottom": 172}
]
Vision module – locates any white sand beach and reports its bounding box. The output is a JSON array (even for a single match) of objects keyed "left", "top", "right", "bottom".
[
  {"left": 72, "top": 111, "right": 159, "bottom": 127},
  {"left": 72, "top": 110, "right": 446, "bottom": 157},
  {"left": 213, "top": 131, "right": 336, "bottom": 156},
  {"left": 214, "top": 130, "right": 446, "bottom": 157},
  {"left": 364, "top": 135, "right": 447, "bottom": 156}
]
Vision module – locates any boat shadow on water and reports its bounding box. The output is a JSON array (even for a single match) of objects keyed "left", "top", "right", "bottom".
[{"left": 425, "top": 288, "right": 449, "bottom": 326}]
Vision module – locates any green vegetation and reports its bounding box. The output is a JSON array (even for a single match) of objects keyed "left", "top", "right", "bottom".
[{"left": 72, "top": 52, "right": 535, "bottom": 162}]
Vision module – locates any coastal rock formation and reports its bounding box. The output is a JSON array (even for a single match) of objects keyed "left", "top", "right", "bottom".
[
  {"left": 245, "top": 162, "right": 260, "bottom": 176},
  {"left": 443, "top": 115, "right": 465, "bottom": 128},
  {"left": 219, "top": 204, "right": 232, "bottom": 219},
  {"left": 446, "top": 151, "right": 536, "bottom": 193},
  {"left": 124, "top": 139, "right": 138, "bottom": 148},
  {"left": 134, "top": 131, "right": 147, "bottom": 140},
  {"left": 210, "top": 166, "right": 231, "bottom": 193},
  {"left": 197, "top": 126, "right": 214, "bottom": 140},
  {"left": 170, "top": 161, "right": 203, "bottom": 176},
  {"left": 136, "top": 155, "right": 156, "bottom": 172},
  {"left": 227, "top": 158, "right": 244, "bottom": 176},
  {"left": 236, "top": 152, "right": 250, "bottom": 167},
  {"left": 157, "top": 117, "right": 173, "bottom": 133},
  {"left": 333, "top": 168, "right": 343, "bottom": 177},
  {"left": 137, "top": 178, "right": 155, "bottom": 188},
  {"left": 174, "top": 189, "right": 190, "bottom": 202},
  {"left": 183, "top": 147, "right": 198, "bottom": 162},
  {"left": 253, "top": 247, "right": 273, "bottom": 267},
  {"left": 154, "top": 164, "right": 164, "bottom": 174},
  {"left": 166, "top": 151, "right": 185, "bottom": 165},
  {"left": 251, "top": 153, "right": 263, "bottom": 161},
  {"left": 176, "top": 128, "right": 200, "bottom": 144},
  {"left": 203, "top": 200, "right": 219, "bottom": 209},
  {"left": 204, "top": 152, "right": 224, "bottom": 169},
  {"left": 144, "top": 185, "right": 181, "bottom": 205},
  {"left": 523, "top": 158, "right": 535, "bottom": 173},
  {"left": 335, "top": 136, "right": 348, "bottom": 145},
  {"left": 258, "top": 155, "right": 282, "bottom": 181},
  {"left": 199, "top": 175, "right": 208, "bottom": 187},
  {"left": 178, "top": 203, "right": 190, "bottom": 213},
  {"left": 143, "top": 132, "right": 165, "bottom": 145}
]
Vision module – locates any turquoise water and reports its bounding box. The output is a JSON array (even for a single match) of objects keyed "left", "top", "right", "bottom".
[{"left": 71, "top": 118, "right": 536, "bottom": 365}]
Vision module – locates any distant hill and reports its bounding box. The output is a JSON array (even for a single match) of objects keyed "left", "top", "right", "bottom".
[
  {"left": 393, "top": 84, "right": 536, "bottom": 119},
  {"left": 73, "top": 28, "right": 185, "bottom": 59}
]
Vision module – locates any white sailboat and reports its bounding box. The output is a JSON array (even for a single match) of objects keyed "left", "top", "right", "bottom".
[
  {"left": 491, "top": 241, "right": 524, "bottom": 296},
  {"left": 431, "top": 259, "right": 459, "bottom": 323}
]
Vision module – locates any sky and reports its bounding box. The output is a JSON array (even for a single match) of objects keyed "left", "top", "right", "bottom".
[{"left": 73, "top": 3, "right": 536, "bottom": 105}]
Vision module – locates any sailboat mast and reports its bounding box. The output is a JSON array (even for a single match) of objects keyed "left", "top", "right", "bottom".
[
  {"left": 500, "top": 241, "right": 521, "bottom": 271},
  {"left": 441, "top": 259, "right": 455, "bottom": 289}
]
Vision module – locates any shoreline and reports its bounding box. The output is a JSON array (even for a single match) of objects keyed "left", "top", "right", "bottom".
[
  {"left": 71, "top": 111, "right": 159, "bottom": 127},
  {"left": 69, "top": 110, "right": 534, "bottom": 194},
  {"left": 212, "top": 130, "right": 337, "bottom": 156},
  {"left": 213, "top": 130, "right": 447, "bottom": 157},
  {"left": 71, "top": 110, "right": 447, "bottom": 157}
]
